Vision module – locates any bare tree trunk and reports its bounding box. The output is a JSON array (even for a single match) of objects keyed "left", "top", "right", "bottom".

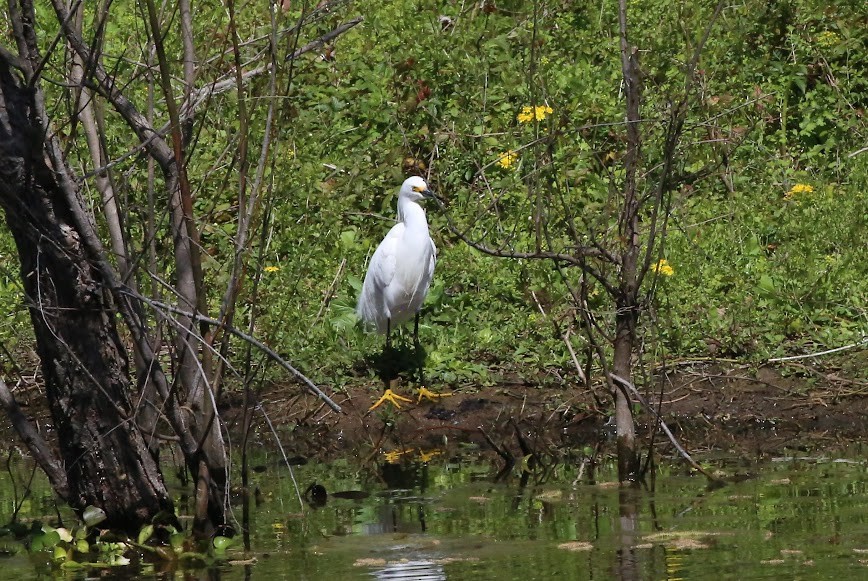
[
  {"left": 613, "top": 0, "right": 642, "bottom": 482},
  {"left": 67, "top": 2, "right": 162, "bottom": 454},
  {"left": 0, "top": 56, "right": 173, "bottom": 533},
  {"left": 142, "top": 0, "right": 228, "bottom": 533},
  {"left": 49, "top": 0, "right": 228, "bottom": 531},
  {"left": 612, "top": 308, "right": 640, "bottom": 481}
]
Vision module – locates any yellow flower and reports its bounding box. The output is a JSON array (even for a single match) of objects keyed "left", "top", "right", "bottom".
[
  {"left": 496, "top": 150, "right": 517, "bottom": 169},
  {"left": 651, "top": 259, "right": 674, "bottom": 277},
  {"left": 418, "top": 449, "right": 442, "bottom": 463},
  {"left": 816, "top": 31, "right": 840, "bottom": 50},
  {"left": 264, "top": 266, "right": 280, "bottom": 273},
  {"left": 517, "top": 104, "right": 554, "bottom": 123},
  {"left": 784, "top": 183, "right": 814, "bottom": 200},
  {"left": 383, "top": 448, "right": 414, "bottom": 463}
]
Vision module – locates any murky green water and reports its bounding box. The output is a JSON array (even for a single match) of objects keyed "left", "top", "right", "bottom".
[{"left": 1, "top": 447, "right": 867, "bottom": 579}]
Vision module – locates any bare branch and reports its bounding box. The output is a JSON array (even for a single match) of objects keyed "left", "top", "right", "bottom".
[
  {"left": 609, "top": 373, "right": 721, "bottom": 483},
  {"left": 0, "top": 379, "right": 69, "bottom": 497},
  {"left": 126, "top": 292, "right": 342, "bottom": 413},
  {"left": 285, "top": 16, "right": 363, "bottom": 61},
  {"left": 49, "top": 0, "right": 175, "bottom": 168},
  {"left": 768, "top": 336, "right": 868, "bottom": 363},
  {"left": 639, "top": 1, "right": 726, "bottom": 283},
  {"left": 181, "top": 16, "right": 364, "bottom": 121}
]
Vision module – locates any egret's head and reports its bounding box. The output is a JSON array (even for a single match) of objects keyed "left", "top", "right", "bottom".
[{"left": 400, "top": 176, "right": 435, "bottom": 202}]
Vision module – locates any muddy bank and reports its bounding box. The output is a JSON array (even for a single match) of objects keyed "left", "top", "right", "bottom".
[
  {"left": 2, "top": 361, "right": 863, "bottom": 466},
  {"left": 241, "top": 361, "right": 867, "bottom": 463}
]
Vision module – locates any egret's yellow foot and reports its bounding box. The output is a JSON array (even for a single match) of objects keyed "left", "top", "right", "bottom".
[
  {"left": 369, "top": 388, "right": 413, "bottom": 411},
  {"left": 416, "top": 386, "right": 451, "bottom": 403}
]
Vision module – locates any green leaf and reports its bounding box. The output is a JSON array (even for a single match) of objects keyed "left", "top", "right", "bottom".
[
  {"left": 138, "top": 524, "right": 154, "bottom": 545},
  {"left": 339, "top": 229, "right": 357, "bottom": 249},
  {"left": 757, "top": 274, "right": 775, "bottom": 294},
  {"left": 212, "top": 535, "right": 234, "bottom": 554}
]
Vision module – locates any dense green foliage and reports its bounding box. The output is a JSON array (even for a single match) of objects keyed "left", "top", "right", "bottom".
[
  {"left": 2, "top": 0, "right": 865, "bottom": 392},
  {"left": 253, "top": 0, "right": 867, "bottom": 384}
]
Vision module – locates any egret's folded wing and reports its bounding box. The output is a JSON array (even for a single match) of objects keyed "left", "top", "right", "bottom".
[
  {"left": 428, "top": 239, "right": 437, "bottom": 280},
  {"left": 369, "top": 223, "right": 403, "bottom": 290}
]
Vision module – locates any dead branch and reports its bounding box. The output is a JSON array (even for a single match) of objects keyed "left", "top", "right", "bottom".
[
  {"left": 0, "top": 379, "right": 69, "bottom": 497},
  {"left": 438, "top": 200, "right": 619, "bottom": 297},
  {"left": 767, "top": 336, "right": 868, "bottom": 363},
  {"left": 639, "top": 1, "right": 726, "bottom": 283},
  {"left": 286, "top": 15, "right": 364, "bottom": 61},
  {"left": 531, "top": 290, "right": 586, "bottom": 384},
  {"left": 129, "top": 292, "right": 342, "bottom": 413},
  {"left": 609, "top": 373, "right": 721, "bottom": 483},
  {"left": 182, "top": 17, "right": 364, "bottom": 120}
]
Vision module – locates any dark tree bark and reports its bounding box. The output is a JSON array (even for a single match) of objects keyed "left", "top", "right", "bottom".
[{"left": 0, "top": 58, "right": 173, "bottom": 534}]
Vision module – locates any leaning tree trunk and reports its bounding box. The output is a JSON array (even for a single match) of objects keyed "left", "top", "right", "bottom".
[{"left": 0, "top": 59, "right": 173, "bottom": 533}]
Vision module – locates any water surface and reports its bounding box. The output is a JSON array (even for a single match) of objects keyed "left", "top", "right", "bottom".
[{"left": 1, "top": 447, "right": 867, "bottom": 579}]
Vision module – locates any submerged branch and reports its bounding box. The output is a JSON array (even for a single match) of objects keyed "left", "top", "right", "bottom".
[
  {"left": 0, "top": 379, "right": 69, "bottom": 497},
  {"left": 609, "top": 373, "right": 722, "bottom": 484}
]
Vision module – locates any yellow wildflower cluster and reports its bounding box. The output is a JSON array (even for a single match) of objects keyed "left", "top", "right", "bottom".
[
  {"left": 816, "top": 30, "right": 841, "bottom": 50},
  {"left": 651, "top": 259, "right": 674, "bottom": 277},
  {"left": 784, "top": 183, "right": 814, "bottom": 200},
  {"left": 264, "top": 265, "right": 280, "bottom": 273},
  {"left": 417, "top": 449, "right": 442, "bottom": 463},
  {"left": 497, "top": 150, "right": 518, "bottom": 169},
  {"left": 517, "top": 105, "right": 553, "bottom": 123},
  {"left": 382, "top": 448, "right": 414, "bottom": 463}
]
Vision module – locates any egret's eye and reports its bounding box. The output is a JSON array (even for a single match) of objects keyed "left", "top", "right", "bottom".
[{"left": 413, "top": 186, "right": 425, "bottom": 192}]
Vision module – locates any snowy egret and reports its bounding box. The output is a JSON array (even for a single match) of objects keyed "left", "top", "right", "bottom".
[{"left": 357, "top": 176, "right": 444, "bottom": 410}]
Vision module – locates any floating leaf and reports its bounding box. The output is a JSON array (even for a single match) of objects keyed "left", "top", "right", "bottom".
[
  {"left": 55, "top": 527, "right": 73, "bottom": 542},
  {"left": 213, "top": 535, "right": 234, "bottom": 553},
  {"left": 83, "top": 505, "right": 107, "bottom": 527},
  {"left": 40, "top": 530, "right": 61, "bottom": 549}
]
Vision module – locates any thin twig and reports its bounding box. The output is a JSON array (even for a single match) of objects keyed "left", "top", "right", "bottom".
[
  {"left": 767, "top": 337, "right": 868, "bottom": 363},
  {"left": 257, "top": 404, "right": 305, "bottom": 513},
  {"left": 127, "top": 292, "right": 342, "bottom": 413},
  {"left": 312, "top": 258, "right": 346, "bottom": 327},
  {"left": 530, "top": 290, "right": 586, "bottom": 384},
  {"left": 609, "top": 373, "right": 722, "bottom": 483}
]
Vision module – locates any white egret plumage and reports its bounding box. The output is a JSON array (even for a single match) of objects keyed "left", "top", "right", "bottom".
[{"left": 357, "top": 176, "right": 444, "bottom": 410}]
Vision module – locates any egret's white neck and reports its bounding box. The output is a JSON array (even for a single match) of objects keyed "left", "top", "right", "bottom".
[{"left": 397, "top": 196, "right": 429, "bottom": 230}]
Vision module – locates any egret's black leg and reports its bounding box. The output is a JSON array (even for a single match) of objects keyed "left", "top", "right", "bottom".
[
  {"left": 414, "top": 312, "right": 424, "bottom": 384},
  {"left": 386, "top": 318, "right": 392, "bottom": 351}
]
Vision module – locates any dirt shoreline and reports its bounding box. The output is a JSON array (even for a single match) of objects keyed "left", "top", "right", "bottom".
[
  {"left": 242, "top": 361, "right": 867, "bottom": 464},
  {"left": 3, "top": 361, "right": 864, "bottom": 467}
]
